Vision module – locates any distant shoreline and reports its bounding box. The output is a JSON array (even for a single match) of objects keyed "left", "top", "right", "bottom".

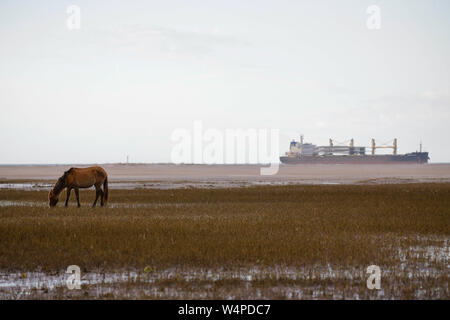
[
  {"left": 1, "top": 162, "right": 450, "bottom": 166},
  {"left": 1, "top": 163, "right": 450, "bottom": 185}
]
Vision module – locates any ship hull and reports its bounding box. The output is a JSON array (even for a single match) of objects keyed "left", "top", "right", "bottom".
[{"left": 280, "top": 152, "right": 429, "bottom": 164}]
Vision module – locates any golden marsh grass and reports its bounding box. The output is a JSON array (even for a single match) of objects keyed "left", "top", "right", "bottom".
[{"left": 0, "top": 184, "right": 448, "bottom": 299}]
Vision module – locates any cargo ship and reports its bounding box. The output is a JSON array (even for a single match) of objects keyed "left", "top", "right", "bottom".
[{"left": 280, "top": 136, "right": 429, "bottom": 164}]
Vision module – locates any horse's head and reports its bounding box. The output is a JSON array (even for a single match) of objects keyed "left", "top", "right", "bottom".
[
  {"left": 48, "top": 174, "right": 67, "bottom": 207},
  {"left": 48, "top": 189, "right": 59, "bottom": 207}
]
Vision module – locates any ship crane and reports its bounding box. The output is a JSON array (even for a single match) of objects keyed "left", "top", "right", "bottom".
[
  {"left": 371, "top": 138, "right": 397, "bottom": 155},
  {"left": 321, "top": 138, "right": 365, "bottom": 156}
]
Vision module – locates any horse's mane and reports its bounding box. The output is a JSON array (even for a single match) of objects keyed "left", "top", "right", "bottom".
[{"left": 52, "top": 168, "right": 74, "bottom": 194}]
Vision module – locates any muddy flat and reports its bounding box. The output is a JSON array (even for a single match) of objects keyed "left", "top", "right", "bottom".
[{"left": 0, "top": 164, "right": 449, "bottom": 186}]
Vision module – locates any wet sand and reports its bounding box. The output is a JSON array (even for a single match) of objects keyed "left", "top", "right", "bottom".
[{"left": 0, "top": 163, "right": 450, "bottom": 185}]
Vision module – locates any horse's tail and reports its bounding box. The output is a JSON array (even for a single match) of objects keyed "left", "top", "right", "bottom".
[{"left": 103, "top": 176, "right": 109, "bottom": 204}]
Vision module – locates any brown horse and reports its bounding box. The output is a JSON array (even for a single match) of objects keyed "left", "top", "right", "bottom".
[{"left": 48, "top": 166, "right": 108, "bottom": 207}]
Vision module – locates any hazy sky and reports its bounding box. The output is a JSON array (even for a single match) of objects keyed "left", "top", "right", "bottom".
[{"left": 0, "top": 0, "right": 449, "bottom": 163}]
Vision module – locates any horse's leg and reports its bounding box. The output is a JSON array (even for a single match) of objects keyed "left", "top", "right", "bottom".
[
  {"left": 75, "top": 188, "right": 81, "bottom": 207},
  {"left": 65, "top": 187, "right": 72, "bottom": 207},
  {"left": 92, "top": 187, "right": 100, "bottom": 207},
  {"left": 100, "top": 189, "right": 104, "bottom": 207}
]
